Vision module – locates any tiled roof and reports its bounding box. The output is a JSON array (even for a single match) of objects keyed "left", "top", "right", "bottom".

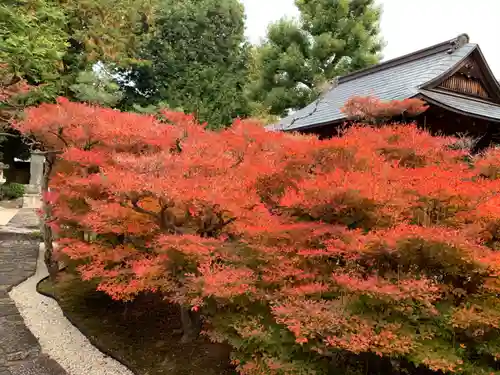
[
  {"left": 420, "top": 89, "right": 500, "bottom": 122},
  {"left": 270, "top": 35, "right": 479, "bottom": 132}
]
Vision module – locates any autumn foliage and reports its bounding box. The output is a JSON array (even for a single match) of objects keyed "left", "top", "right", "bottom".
[
  {"left": 0, "top": 64, "right": 32, "bottom": 127},
  {"left": 342, "top": 96, "right": 429, "bottom": 123},
  {"left": 14, "top": 97, "right": 500, "bottom": 375}
]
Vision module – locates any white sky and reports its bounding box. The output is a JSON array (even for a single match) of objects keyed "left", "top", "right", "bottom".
[{"left": 243, "top": 0, "right": 500, "bottom": 77}]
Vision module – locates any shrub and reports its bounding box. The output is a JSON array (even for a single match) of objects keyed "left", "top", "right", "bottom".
[
  {"left": 1, "top": 182, "right": 25, "bottom": 200},
  {"left": 14, "top": 97, "right": 500, "bottom": 375}
]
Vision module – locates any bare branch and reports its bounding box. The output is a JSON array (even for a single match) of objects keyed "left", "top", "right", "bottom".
[
  {"left": 199, "top": 211, "right": 236, "bottom": 237},
  {"left": 130, "top": 197, "right": 160, "bottom": 220},
  {"left": 159, "top": 203, "right": 189, "bottom": 235},
  {"left": 129, "top": 195, "right": 187, "bottom": 235},
  {"left": 222, "top": 217, "right": 236, "bottom": 227},
  {"left": 38, "top": 150, "right": 63, "bottom": 155},
  {"left": 47, "top": 129, "right": 69, "bottom": 147},
  {"left": 0, "top": 114, "right": 13, "bottom": 123}
]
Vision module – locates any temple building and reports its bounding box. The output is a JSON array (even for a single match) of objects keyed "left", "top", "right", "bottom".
[{"left": 271, "top": 34, "right": 500, "bottom": 150}]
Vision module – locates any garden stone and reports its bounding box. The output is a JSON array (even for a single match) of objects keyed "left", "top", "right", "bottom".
[{"left": 6, "top": 352, "right": 30, "bottom": 362}]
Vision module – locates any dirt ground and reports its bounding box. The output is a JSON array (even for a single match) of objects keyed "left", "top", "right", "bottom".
[{"left": 38, "top": 272, "right": 235, "bottom": 375}]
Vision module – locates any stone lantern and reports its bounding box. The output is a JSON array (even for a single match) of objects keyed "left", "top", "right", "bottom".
[{"left": 23, "top": 150, "right": 45, "bottom": 208}]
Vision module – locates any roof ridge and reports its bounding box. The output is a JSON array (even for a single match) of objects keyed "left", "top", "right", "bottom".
[
  {"left": 416, "top": 43, "right": 477, "bottom": 90},
  {"left": 337, "top": 34, "right": 470, "bottom": 85}
]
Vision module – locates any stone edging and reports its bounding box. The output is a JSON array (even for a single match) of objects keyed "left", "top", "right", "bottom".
[{"left": 0, "top": 232, "right": 40, "bottom": 294}]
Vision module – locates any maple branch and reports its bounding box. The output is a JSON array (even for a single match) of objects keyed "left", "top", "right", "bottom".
[
  {"left": 231, "top": 153, "right": 244, "bottom": 168},
  {"left": 6, "top": 74, "right": 21, "bottom": 87},
  {"left": 18, "top": 132, "right": 41, "bottom": 151},
  {"left": 199, "top": 211, "right": 236, "bottom": 237},
  {"left": 0, "top": 113, "right": 13, "bottom": 123},
  {"left": 130, "top": 196, "right": 160, "bottom": 220},
  {"left": 160, "top": 211, "right": 187, "bottom": 235},
  {"left": 47, "top": 129, "right": 69, "bottom": 147},
  {"left": 129, "top": 195, "right": 187, "bottom": 235},
  {"left": 0, "top": 132, "right": 17, "bottom": 138},
  {"left": 83, "top": 139, "right": 100, "bottom": 151},
  {"left": 33, "top": 150, "right": 63, "bottom": 155}
]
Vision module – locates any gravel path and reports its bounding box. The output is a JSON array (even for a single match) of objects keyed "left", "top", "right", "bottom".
[{"left": 8, "top": 242, "right": 134, "bottom": 375}]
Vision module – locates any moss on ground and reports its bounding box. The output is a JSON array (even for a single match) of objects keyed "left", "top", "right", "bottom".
[{"left": 38, "top": 272, "right": 235, "bottom": 375}]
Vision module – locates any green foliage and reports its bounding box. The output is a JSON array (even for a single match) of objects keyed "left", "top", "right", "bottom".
[
  {"left": 58, "top": 0, "right": 159, "bottom": 70},
  {"left": 246, "top": 102, "right": 281, "bottom": 125},
  {"left": 130, "top": 101, "right": 177, "bottom": 115},
  {"left": 0, "top": 0, "right": 68, "bottom": 84},
  {"left": 0, "top": 0, "right": 158, "bottom": 166},
  {"left": 1, "top": 0, "right": 158, "bottom": 94},
  {"left": 248, "top": 0, "right": 384, "bottom": 116},
  {"left": 29, "top": 230, "right": 43, "bottom": 240},
  {"left": 70, "top": 70, "right": 123, "bottom": 107},
  {"left": 131, "top": 102, "right": 165, "bottom": 114},
  {"left": 122, "top": 0, "right": 251, "bottom": 129},
  {"left": 0, "top": 182, "right": 24, "bottom": 200}
]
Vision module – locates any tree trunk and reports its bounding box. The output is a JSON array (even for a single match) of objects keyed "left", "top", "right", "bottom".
[
  {"left": 41, "top": 153, "right": 58, "bottom": 280},
  {"left": 179, "top": 306, "right": 201, "bottom": 343}
]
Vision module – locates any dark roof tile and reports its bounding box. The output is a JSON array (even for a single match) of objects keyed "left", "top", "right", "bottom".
[
  {"left": 420, "top": 89, "right": 500, "bottom": 122},
  {"left": 271, "top": 35, "right": 477, "bottom": 132}
]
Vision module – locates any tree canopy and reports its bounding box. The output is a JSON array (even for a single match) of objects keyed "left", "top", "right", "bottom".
[
  {"left": 248, "top": 0, "right": 384, "bottom": 117},
  {"left": 1, "top": 0, "right": 157, "bottom": 97},
  {"left": 1, "top": 0, "right": 386, "bottom": 127},
  {"left": 0, "top": 0, "right": 68, "bottom": 84},
  {"left": 121, "top": 0, "right": 251, "bottom": 128},
  {"left": 14, "top": 97, "right": 500, "bottom": 375},
  {"left": 0, "top": 0, "right": 157, "bottom": 177}
]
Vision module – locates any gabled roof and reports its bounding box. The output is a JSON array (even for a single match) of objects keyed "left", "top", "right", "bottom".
[
  {"left": 270, "top": 34, "right": 500, "bottom": 132},
  {"left": 420, "top": 89, "right": 500, "bottom": 122}
]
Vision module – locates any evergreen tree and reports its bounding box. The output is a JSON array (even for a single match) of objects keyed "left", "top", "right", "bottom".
[
  {"left": 0, "top": 0, "right": 68, "bottom": 85},
  {"left": 0, "top": 0, "right": 156, "bottom": 178},
  {"left": 121, "top": 0, "right": 251, "bottom": 129},
  {"left": 1, "top": 0, "right": 157, "bottom": 99},
  {"left": 249, "top": 0, "right": 384, "bottom": 117}
]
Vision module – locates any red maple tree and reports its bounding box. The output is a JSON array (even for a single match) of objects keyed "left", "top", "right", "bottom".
[{"left": 14, "top": 97, "right": 500, "bottom": 375}]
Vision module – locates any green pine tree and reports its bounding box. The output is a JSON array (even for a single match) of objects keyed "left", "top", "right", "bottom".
[
  {"left": 121, "top": 0, "right": 251, "bottom": 129},
  {"left": 248, "top": 0, "right": 384, "bottom": 117}
]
